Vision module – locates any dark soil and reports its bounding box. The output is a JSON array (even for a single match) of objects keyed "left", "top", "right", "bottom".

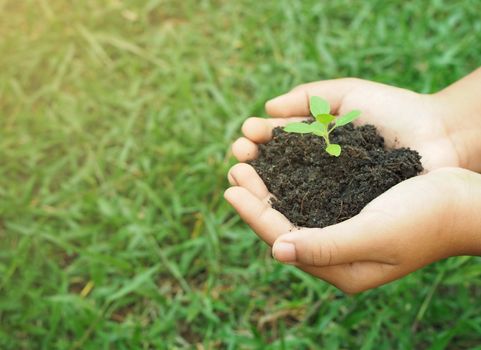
[{"left": 249, "top": 122, "right": 423, "bottom": 228}]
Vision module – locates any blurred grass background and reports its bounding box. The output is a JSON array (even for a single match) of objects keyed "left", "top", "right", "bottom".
[{"left": 1, "top": 0, "right": 481, "bottom": 349}]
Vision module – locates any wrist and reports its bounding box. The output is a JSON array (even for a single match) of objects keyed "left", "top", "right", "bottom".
[
  {"left": 437, "top": 168, "right": 481, "bottom": 256},
  {"left": 431, "top": 68, "right": 481, "bottom": 172}
]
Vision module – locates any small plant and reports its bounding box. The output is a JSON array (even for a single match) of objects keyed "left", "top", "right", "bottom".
[{"left": 283, "top": 96, "right": 361, "bottom": 157}]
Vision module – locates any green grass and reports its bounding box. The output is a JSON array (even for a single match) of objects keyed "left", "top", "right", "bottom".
[{"left": 1, "top": 0, "right": 481, "bottom": 348}]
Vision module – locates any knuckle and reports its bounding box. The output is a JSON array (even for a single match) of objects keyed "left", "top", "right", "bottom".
[
  {"left": 323, "top": 238, "right": 338, "bottom": 266},
  {"left": 307, "top": 240, "right": 336, "bottom": 266},
  {"left": 310, "top": 245, "right": 323, "bottom": 266}
]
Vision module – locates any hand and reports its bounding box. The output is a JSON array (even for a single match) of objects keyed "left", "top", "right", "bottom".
[
  {"left": 226, "top": 165, "right": 480, "bottom": 293},
  {"left": 232, "top": 78, "right": 461, "bottom": 171},
  {"left": 225, "top": 78, "right": 478, "bottom": 293}
]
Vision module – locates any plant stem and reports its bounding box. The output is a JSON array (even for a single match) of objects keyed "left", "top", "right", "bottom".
[{"left": 323, "top": 135, "right": 330, "bottom": 146}]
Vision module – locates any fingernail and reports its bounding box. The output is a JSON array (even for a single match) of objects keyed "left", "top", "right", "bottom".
[{"left": 273, "top": 242, "right": 297, "bottom": 263}]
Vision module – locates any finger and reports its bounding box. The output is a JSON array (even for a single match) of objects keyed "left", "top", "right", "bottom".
[
  {"left": 224, "top": 186, "right": 294, "bottom": 245},
  {"left": 242, "top": 117, "right": 310, "bottom": 144},
  {"left": 279, "top": 260, "right": 395, "bottom": 294},
  {"left": 231, "top": 137, "right": 258, "bottom": 162},
  {"left": 272, "top": 211, "right": 396, "bottom": 266},
  {"left": 227, "top": 163, "right": 269, "bottom": 199},
  {"left": 265, "top": 78, "right": 363, "bottom": 117}
]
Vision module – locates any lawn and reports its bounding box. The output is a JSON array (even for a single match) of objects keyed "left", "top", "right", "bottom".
[{"left": 1, "top": 0, "right": 481, "bottom": 348}]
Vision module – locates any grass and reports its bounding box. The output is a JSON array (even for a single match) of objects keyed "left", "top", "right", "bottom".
[{"left": 1, "top": 0, "right": 481, "bottom": 348}]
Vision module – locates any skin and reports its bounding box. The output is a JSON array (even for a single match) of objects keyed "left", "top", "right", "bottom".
[{"left": 225, "top": 68, "right": 481, "bottom": 293}]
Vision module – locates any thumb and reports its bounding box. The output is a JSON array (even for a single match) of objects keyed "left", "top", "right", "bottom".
[
  {"left": 265, "top": 78, "right": 362, "bottom": 118},
  {"left": 272, "top": 212, "right": 394, "bottom": 267}
]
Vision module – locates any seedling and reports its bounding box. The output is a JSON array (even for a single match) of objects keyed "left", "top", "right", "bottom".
[{"left": 283, "top": 96, "right": 361, "bottom": 157}]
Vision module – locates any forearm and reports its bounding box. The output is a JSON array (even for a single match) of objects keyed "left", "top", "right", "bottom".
[{"left": 434, "top": 67, "right": 481, "bottom": 172}]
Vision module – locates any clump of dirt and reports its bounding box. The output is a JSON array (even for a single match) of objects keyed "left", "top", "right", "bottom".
[{"left": 249, "top": 123, "right": 423, "bottom": 228}]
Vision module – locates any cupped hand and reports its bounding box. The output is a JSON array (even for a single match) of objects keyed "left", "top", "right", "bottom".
[
  {"left": 225, "top": 78, "right": 470, "bottom": 293},
  {"left": 226, "top": 164, "right": 478, "bottom": 293},
  {"left": 232, "top": 78, "right": 461, "bottom": 171}
]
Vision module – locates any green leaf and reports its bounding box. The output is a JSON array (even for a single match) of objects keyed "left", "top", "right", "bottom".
[
  {"left": 283, "top": 122, "right": 313, "bottom": 133},
  {"left": 310, "top": 96, "right": 330, "bottom": 116},
  {"left": 335, "top": 110, "right": 361, "bottom": 127},
  {"left": 310, "top": 121, "right": 327, "bottom": 135},
  {"left": 315, "top": 113, "right": 335, "bottom": 125},
  {"left": 325, "top": 144, "right": 341, "bottom": 157}
]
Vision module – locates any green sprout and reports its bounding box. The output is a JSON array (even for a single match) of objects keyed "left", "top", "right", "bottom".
[{"left": 283, "top": 96, "right": 361, "bottom": 157}]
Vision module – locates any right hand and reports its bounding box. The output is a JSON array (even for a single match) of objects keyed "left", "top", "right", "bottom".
[{"left": 226, "top": 165, "right": 481, "bottom": 293}]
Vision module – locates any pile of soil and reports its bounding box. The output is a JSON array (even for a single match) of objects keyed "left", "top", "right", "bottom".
[{"left": 249, "top": 123, "right": 423, "bottom": 228}]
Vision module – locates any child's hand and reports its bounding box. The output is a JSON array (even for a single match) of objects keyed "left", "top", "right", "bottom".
[
  {"left": 226, "top": 165, "right": 481, "bottom": 293},
  {"left": 232, "top": 78, "right": 461, "bottom": 171},
  {"left": 226, "top": 75, "right": 481, "bottom": 293}
]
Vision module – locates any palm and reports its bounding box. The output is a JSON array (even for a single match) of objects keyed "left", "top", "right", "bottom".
[{"left": 334, "top": 81, "right": 458, "bottom": 170}]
